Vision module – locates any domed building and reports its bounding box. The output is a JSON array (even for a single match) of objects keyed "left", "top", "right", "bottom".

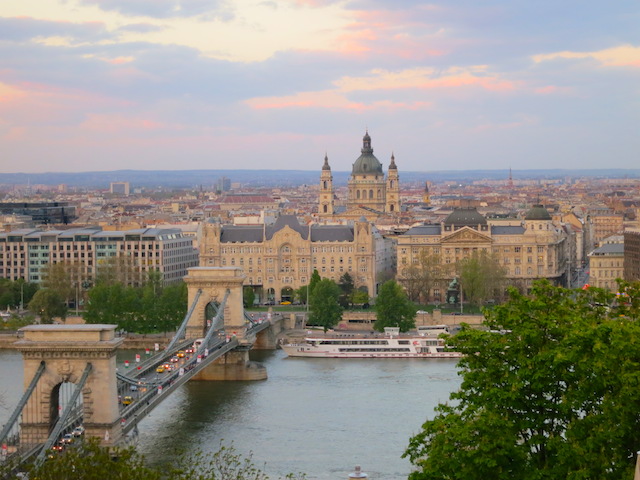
[{"left": 319, "top": 131, "right": 400, "bottom": 220}]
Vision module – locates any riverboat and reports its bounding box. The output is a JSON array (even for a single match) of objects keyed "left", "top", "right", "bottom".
[{"left": 281, "top": 328, "right": 461, "bottom": 359}]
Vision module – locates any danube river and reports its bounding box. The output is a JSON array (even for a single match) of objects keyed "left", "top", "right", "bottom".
[{"left": 0, "top": 348, "right": 461, "bottom": 479}]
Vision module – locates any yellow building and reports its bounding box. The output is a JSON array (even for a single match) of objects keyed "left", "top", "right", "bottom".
[
  {"left": 199, "top": 215, "right": 394, "bottom": 303},
  {"left": 396, "top": 205, "right": 568, "bottom": 302}
]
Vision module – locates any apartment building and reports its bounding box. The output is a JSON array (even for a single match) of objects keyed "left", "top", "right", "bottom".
[{"left": 0, "top": 227, "right": 198, "bottom": 286}]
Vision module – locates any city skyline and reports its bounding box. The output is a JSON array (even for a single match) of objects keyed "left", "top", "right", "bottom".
[{"left": 1, "top": 1, "right": 639, "bottom": 174}]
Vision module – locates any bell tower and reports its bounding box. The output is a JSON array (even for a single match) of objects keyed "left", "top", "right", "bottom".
[
  {"left": 319, "top": 154, "right": 334, "bottom": 216},
  {"left": 385, "top": 153, "right": 400, "bottom": 213}
]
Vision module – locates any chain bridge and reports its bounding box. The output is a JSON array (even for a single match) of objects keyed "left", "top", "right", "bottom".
[{"left": 0, "top": 267, "right": 292, "bottom": 468}]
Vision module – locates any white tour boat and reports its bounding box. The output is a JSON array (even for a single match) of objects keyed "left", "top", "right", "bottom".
[{"left": 281, "top": 328, "right": 461, "bottom": 359}]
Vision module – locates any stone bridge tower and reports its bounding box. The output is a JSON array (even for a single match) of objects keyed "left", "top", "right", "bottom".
[
  {"left": 183, "top": 267, "right": 267, "bottom": 381},
  {"left": 15, "top": 324, "right": 124, "bottom": 446}
]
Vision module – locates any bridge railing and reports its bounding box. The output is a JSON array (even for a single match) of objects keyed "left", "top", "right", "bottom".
[{"left": 119, "top": 335, "right": 238, "bottom": 436}]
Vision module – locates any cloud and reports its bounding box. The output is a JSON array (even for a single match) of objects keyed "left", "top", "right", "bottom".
[
  {"left": 79, "top": 0, "right": 233, "bottom": 20},
  {"left": 246, "top": 66, "right": 517, "bottom": 112},
  {"left": 532, "top": 45, "right": 640, "bottom": 68}
]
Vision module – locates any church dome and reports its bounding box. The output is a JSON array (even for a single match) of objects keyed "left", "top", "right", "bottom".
[
  {"left": 444, "top": 208, "right": 487, "bottom": 227},
  {"left": 525, "top": 204, "right": 551, "bottom": 220},
  {"left": 352, "top": 131, "right": 383, "bottom": 175}
]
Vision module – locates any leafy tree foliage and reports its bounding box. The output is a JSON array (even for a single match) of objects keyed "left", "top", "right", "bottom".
[
  {"left": 243, "top": 286, "right": 255, "bottom": 308},
  {"left": 351, "top": 289, "right": 369, "bottom": 307},
  {"left": 404, "top": 280, "right": 640, "bottom": 480},
  {"left": 28, "top": 289, "right": 68, "bottom": 323},
  {"left": 42, "top": 262, "right": 75, "bottom": 306},
  {"left": 458, "top": 250, "right": 506, "bottom": 306},
  {"left": 294, "top": 285, "right": 309, "bottom": 305},
  {"left": 308, "top": 269, "right": 321, "bottom": 296},
  {"left": 308, "top": 278, "right": 343, "bottom": 332},
  {"left": 9, "top": 438, "right": 306, "bottom": 480},
  {"left": 374, "top": 280, "right": 416, "bottom": 332},
  {"left": 338, "top": 272, "right": 355, "bottom": 308},
  {"left": 0, "top": 278, "right": 38, "bottom": 310},
  {"left": 400, "top": 251, "right": 449, "bottom": 303},
  {"left": 84, "top": 272, "right": 187, "bottom": 333}
]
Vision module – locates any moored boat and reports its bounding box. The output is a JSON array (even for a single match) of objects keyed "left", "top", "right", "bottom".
[{"left": 281, "top": 328, "right": 461, "bottom": 359}]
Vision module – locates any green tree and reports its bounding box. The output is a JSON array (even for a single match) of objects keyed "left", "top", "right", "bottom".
[
  {"left": 294, "top": 285, "right": 309, "bottom": 305},
  {"left": 42, "top": 262, "right": 74, "bottom": 306},
  {"left": 458, "top": 250, "right": 506, "bottom": 306},
  {"left": 338, "top": 272, "right": 355, "bottom": 308},
  {"left": 308, "top": 269, "right": 321, "bottom": 296},
  {"left": 404, "top": 280, "right": 640, "bottom": 480},
  {"left": 309, "top": 278, "right": 343, "bottom": 332},
  {"left": 374, "top": 280, "right": 416, "bottom": 332},
  {"left": 243, "top": 286, "right": 256, "bottom": 308},
  {"left": 28, "top": 289, "right": 68, "bottom": 323},
  {"left": 399, "top": 251, "right": 448, "bottom": 303},
  {"left": 351, "top": 289, "right": 369, "bottom": 307},
  {"left": 84, "top": 283, "right": 141, "bottom": 332},
  {"left": 12, "top": 438, "right": 306, "bottom": 480}
]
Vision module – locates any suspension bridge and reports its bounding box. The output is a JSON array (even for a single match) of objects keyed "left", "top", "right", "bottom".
[{"left": 0, "top": 267, "right": 291, "bottom": 468}]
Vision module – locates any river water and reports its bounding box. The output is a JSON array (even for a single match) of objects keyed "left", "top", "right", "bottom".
[{"left": 0, "top": 348, "right": 461, "bottom": 479}]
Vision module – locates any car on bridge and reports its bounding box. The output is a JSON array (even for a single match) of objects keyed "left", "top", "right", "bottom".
[
  {"left": 170, "top": 356, "right": 179, "bottom": 363},
  {"left": 60, "top": 433, "right": 74, "bottom": 445},
  {"left": 122, "top": 396, "right": 134, "bottom": 406},
  {"left": 156, "top": 365, "right": 165, "bottom": 373},
  {"left": 72, "top": 426, "right": 85, "bottom": 437},
  {"left": 177, "top": 350, "right": 186, "bottom": 358}
]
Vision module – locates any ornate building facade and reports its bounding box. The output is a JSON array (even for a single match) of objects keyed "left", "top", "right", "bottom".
[
  {"left": 319, "top": 131, "right": 400, "bottom": 220},
  {"left": 396, "top": 205, "right": 569, "bottom": 302},
  {"left": 199, "top": 215, "right": 395, "bottom": 303}
]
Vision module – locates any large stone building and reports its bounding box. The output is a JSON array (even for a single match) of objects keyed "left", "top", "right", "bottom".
[
  {"left": 0, "top": 227, "right": 198, "bottom": 286},
  {"left": 199, "top": 215, "right": 395, "bottom": 303},
  {"left": 624, "top": 228, "right": 640, "bottom": 282},
  {"left": 319, "top": 131, "right": 400, "bottom": 220},
  {"left": 396, "top": 205, "right": 569, "bottom": 302}
]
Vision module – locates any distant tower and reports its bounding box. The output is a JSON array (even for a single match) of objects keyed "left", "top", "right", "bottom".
[
  {"left": 385, "top": 153, "right": 400, "bottom": 213},
  {"left": 422, "top": 181, "right": 431, "bottom": 206},
  {"left": 319, "top": 154, "right": 334, "bottom": 216},
  {"left": 508, "top": 167, "right": 514, "bottom": 190}
]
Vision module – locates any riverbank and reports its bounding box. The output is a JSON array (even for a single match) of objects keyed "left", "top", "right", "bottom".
[{"left": 0, "top": 332, "right": 174, "bottom": 350}]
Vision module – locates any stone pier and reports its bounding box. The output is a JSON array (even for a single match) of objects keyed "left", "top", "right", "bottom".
[{"left": 15, "top": 324, "right": 124, "bottom": 446}]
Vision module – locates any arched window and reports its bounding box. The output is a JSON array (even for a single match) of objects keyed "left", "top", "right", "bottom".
[
  {"left": 369, "top": 189, "right": 373, "bottom": 199},
  {"left": 390, "top": 180, "right": 394, "bottom": 188},
  {"left": 323, "top": 180, "right": 328, "bottom": 189},
  {"left": 323, "top": 205, "right": 328, "bottom": 213},
  {"left": 357, "top": 190, "right": 361, "bottom": 199},
  {"left": 390, "top": 204, "right": 394, "bottom": 212}
]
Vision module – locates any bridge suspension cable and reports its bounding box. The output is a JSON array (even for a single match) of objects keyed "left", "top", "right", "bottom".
[
  {"left": 165, "top": 288, "right": 202, "bottom": 353},
  {"left": 0, "top": 361, "right": 46, "bottom": 446},
  {"left": 35, "top": 363, "right": 93, "bottom": 465}
]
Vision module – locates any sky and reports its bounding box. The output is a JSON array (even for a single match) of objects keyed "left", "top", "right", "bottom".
[{"left": 0, "top": 0, "right": 639, "bottom": 174}]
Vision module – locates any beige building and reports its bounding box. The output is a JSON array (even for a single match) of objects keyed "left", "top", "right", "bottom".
[
  {"left": 319, "top": 131, "right": 400, "bottom": 221},
  {"left": 588, "top": 239, "right": 624, "bottom": 291},
  {"left": 396, "top": 205, "right": 569, "bottom": 302},
  {"left": 199, "top": 215, "right": 394, "bottom": 303}
]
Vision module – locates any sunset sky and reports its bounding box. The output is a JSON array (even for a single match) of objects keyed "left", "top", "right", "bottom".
[{"left": 1, "top": 0, "right": 639, "bottom": 174}]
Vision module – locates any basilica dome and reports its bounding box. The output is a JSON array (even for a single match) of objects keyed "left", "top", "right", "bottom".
[{"left": 351, "top": 131, "right": 383, "bottom": 175}]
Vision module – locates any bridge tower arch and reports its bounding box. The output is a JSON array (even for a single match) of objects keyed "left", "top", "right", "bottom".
[
  {"left": 15, "top": 324, "right": 124, "bottom": 446},
  {"left": 183, "top": 267, "right": 267, "bottom": 380}
]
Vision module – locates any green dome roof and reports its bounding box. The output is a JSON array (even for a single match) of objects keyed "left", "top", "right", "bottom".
[
  {"left": 525, "top": 204, "right": 551, "bottom": 220},
  {"left": 352, "top": 131, "right": 383, "bottom": 175},
  {"left": 444, "top": 208, "right": 487, "bottom": 226}
]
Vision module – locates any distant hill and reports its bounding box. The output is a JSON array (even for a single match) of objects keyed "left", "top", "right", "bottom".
[{"left": 1, "top": 168, "right": 639, "bottom": 189}]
